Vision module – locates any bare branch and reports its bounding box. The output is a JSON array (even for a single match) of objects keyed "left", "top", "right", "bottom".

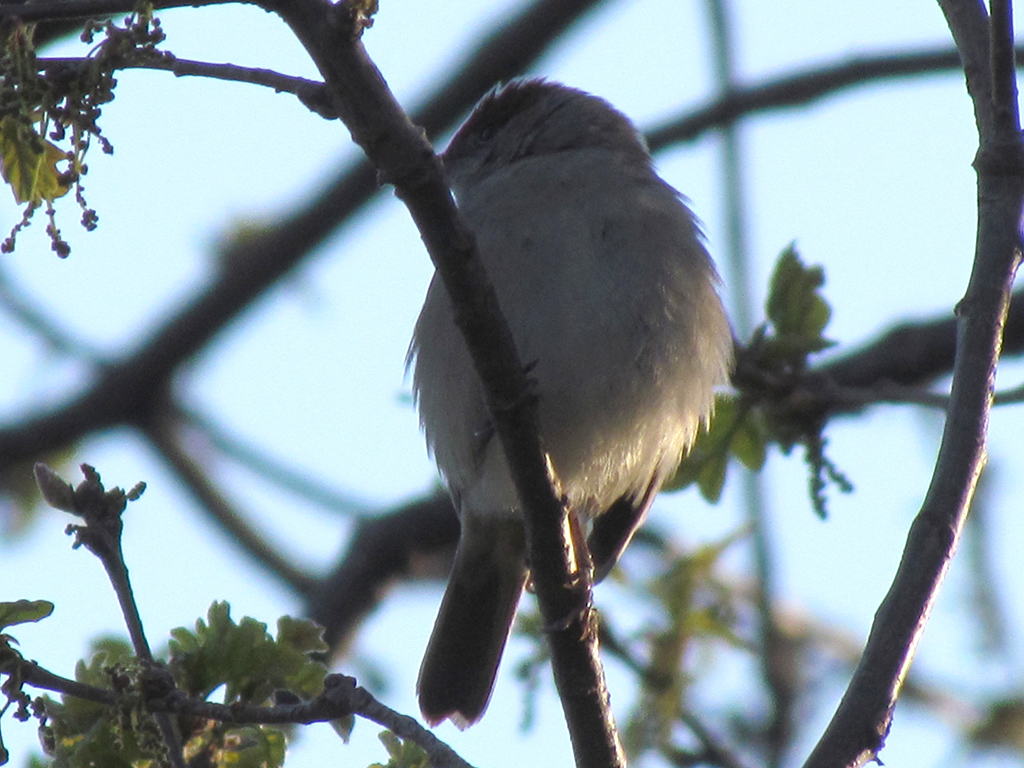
[
  {"left": 305, "top": 490, "right": 459, "bottom": 652},
  {"left": 266, "top": 1, "right": 624, "bottom": 764},
  {"left": 38, "top": 55, "right": 336, "bottom": 116},
  {"left": 647, "top": 46, "right": 1017, "bottom": 150},
  {"left": 802, "top": 1, "right": 1024, "bottom": 764},
  {"left": 32, "top": 463, "right": 186, "bottom": 768},
  {"left": 0, "top": 0, "right": 238, "bottom": 23}
]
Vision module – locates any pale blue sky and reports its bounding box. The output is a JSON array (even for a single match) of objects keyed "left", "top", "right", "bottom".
[{"left": 3, "top": 2, "right": 1022, "bottom": 766}]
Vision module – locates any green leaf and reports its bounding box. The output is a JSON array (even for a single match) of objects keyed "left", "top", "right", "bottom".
[
  {"left": 370, "top": 732, "right": 430, "bottom": 768},
  {"left": 695, "top": 449, "right": 728, "bottom": 502},
  {"left": 767, "top": 245, "right": 826, "bottom": 335},
  {"left": 730, "top": 409, "right": 767, "bottom": 471},
  {"left": 276, "top": 615, "right": 328, "bottom": 656},
  {"left": 765, "top": 244, "right": 835, "bottom": 363},
  {"left": 330, "top": 713, "right": 355, "bottom": 743},
  {"left": 0, "top": 117, "right": 71, "bottom": 206},
  {"left": 667, "top": 396, "right": 768, "bottom": 502},
  {"left": 167, "top": 602, "right": 327, "bottom": 704},
  {"left": 0, "top": 600, "right": 54, "bottom": 631}
]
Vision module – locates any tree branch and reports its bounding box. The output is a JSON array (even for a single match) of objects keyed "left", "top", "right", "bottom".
[
  {"left": 33, "top": 463, "right": 187, "bottom": 768},
  {"left": 0, "top": 0, "right": 239, "bottom": 23},
  {"left": 0, "top": 0, "right": 608, "bottom": 474},
  {"left": 305, "top": 490, "right": 459, "bottom": 652},
  {"left": 802, "top": 1, "right": 1024, "bottom": 765},
  {"left": 264, "top": 1, "right": 623, "bottom": 764},
  {"left": 14, "top": 660, "right": 475, "bottom": 768},
  {"left": 646, "top": 45, "right": 1024, "bottom": 150},
  {"left": 17, "top": 658, "right": 118, "bottom": 706},
  {"left": 38, "top": 55, "right": 337, "bottom": 116}
]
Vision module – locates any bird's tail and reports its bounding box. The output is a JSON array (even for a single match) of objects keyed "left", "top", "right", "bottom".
[{"left": 417, "top": 517, "right": 527, "bottom": 728}]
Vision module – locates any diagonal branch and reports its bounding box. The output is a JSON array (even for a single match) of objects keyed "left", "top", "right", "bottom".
[
  {"left": 646, "top": 46, "right": 1021, "bottom": 149},
  {"left": 265, "top": 2, "right": 624, "bottom": 765},
  {"left": 802, "top": 2, "right": 1024, "bottom": 765},
  {"left": 141, "top": 407, "right": 319, "bottom": 596},
  {"left": 0, "top": 0, "right": 608, "bottom": 466}
]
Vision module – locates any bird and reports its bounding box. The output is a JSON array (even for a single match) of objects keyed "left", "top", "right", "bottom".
[{"left": 408, "top": 79, "right": 733, "bottom": 728}]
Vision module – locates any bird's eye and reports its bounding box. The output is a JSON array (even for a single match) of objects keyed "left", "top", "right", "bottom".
[{"left": 475, "top": 123, "right": 498, "bottom": 142}]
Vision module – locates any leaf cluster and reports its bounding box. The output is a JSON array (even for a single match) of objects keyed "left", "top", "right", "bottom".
[
  {"left": 165, "top": 603, "right": 332, "bottom": 767},
  {"left": 167, "top": 602, "right": 328, "bottom": 705},
  {"left": 0, "top": 602, "right": 55, "bottom": 765},
  {"left": 672, "top": 245, "right": 852, "bottom": 516},
  {"left": 0, "top": 601, "right": 333, "bottom": 768},
  {"left": 0, "top": 8, "right": 167, "bottom": 256}
]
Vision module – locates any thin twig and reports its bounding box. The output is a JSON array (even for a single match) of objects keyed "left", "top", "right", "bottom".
[
  {"left": 36, "top": 463, "right": 188, "bottom": 768},
  {"left": 646, "top": 45, "right": 1024, "bottom": 150},
  {"left": 38, "top": 55, "right": 332, "bottom": 114}
]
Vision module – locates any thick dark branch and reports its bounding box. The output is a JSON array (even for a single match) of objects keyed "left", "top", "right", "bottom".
[
  {"left": 935, "top": 0, "right": 994, "bottom": 136},
  {"left": 265, "top": 2, "right": 623, "bottom": 764},
  {"left": 821, "top": 291, "right": 1024, "bottom": 390}
]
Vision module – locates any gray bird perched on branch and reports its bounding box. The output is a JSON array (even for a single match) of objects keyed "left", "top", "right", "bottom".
[{"left": 409, "top": 79, "right": 733, "bottom": 728}]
